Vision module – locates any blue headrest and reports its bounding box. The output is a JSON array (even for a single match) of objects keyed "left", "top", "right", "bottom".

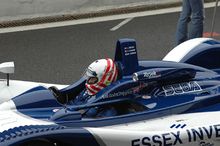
[{"left": 114, "top": 38, "right": 139, "bottom": 75}]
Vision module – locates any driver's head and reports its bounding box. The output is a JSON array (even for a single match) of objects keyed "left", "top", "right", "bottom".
[{"left": 85, "top": 58, "right": 118, "bottom": 95}]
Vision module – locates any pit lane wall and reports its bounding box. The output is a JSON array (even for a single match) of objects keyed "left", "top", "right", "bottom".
[{"left": 0, "top": 0, "right": 181, "bottom": 22}]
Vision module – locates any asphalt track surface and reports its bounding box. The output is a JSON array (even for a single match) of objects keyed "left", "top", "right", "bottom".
[{"left": 0, "top": 7, "right": 219, "bottom": 84}]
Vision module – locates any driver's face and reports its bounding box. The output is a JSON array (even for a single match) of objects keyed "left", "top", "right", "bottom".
[{"left": 87, "top": 77, "right": 98, "bottom": 84}]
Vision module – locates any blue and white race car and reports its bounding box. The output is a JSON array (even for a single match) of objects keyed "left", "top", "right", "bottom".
[{"left": 0, "top": 38, "right": 220, "bottom": 146}]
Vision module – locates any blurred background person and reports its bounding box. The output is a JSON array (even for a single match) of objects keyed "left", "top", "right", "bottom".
[{"left": 176, "top": 0, "right": 204, "bottom": 45}]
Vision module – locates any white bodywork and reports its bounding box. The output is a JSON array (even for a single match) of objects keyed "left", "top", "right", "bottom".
[
  {"left": 0, "top": 80, "right": 65, "bottom": 134},
  {"left": 0, "top": 110, "right": 54, "bottom": 133},
  {"left": 163, "top": 38, "right": 213, "bottom": 62},
  {"left": 0, "top": 61, "right": 67, "bottom": 103},
  {"left": 0, "top": 79, "right": 67, "bottom": 104},
  {"left": 0, "top": 105, "right": 219, "bottom": 146},
  {"left": 0, "top": 79, "right": 65, "bottom": 134},
  {"left": 87, "top": 112, "right": 220, "bottom": 146}
]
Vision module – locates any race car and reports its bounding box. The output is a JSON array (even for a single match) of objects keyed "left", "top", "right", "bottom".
[{"left": 0, "top": 38, "right": 220, "bottom": 146}]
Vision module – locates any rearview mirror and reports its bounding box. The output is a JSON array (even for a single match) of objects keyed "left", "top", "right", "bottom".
[
  {"left": 0, "top": 62, "right": 14, "bottom": 74},
  {"left": 0, "top": 62, "right": 14, "bottom": 86}
]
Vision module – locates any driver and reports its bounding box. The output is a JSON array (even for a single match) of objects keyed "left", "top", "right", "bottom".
[
  {"left": 85, "top": 58, "right": 118, "bottom": 96},
  {"left": 53, "top": 58, "right": 119, "bottom": 117}
]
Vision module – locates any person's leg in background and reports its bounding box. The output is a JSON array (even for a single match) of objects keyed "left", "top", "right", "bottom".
[
  {"left": 175, "top": 0, "right": 192, "bottom": 45},
  {"left": 188, "top": 0, "right": 204, "bottom": 39}
]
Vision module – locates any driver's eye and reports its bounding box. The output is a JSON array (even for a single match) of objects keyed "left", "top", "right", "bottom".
[{"left": 87, "top": 77, "right": 98, "bottom": 84}]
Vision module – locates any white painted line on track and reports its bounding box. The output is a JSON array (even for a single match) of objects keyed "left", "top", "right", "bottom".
[
  {"left": 110, "top": 18, "right": 133, "bottom": 31},
  {"left": 0, "top": 2, "right": 219, "bottom": 34}
]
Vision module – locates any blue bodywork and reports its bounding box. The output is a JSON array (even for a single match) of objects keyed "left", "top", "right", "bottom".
[
  {"left": 12, "top": 38, "right": 220, "bottom": 126},
  {"left": 3, "top": 38, "right": 220, "bottom": 146}
]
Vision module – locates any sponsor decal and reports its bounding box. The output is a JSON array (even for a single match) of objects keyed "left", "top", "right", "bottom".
[
  {"left": 162, "top": 81, "right": 202, "bottom": 96},
  {"left": 131, "top": 124, "right": 220, "bottom": 146},
  {"left": 199, "top": 141, "right": 214, "bottom": 146},
  {"left": 102, "top": 83, "right": 148, "bottom": 98},
  {"left": 143, "top": 71, "right": 161, "bottom": 79},
  {"left": 124, "top": 46, "right": 137, "bottom": 56}
]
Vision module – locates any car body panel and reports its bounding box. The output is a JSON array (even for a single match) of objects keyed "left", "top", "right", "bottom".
[{"left": 1, "top": 38, "right": 220, "bottom": 146}]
